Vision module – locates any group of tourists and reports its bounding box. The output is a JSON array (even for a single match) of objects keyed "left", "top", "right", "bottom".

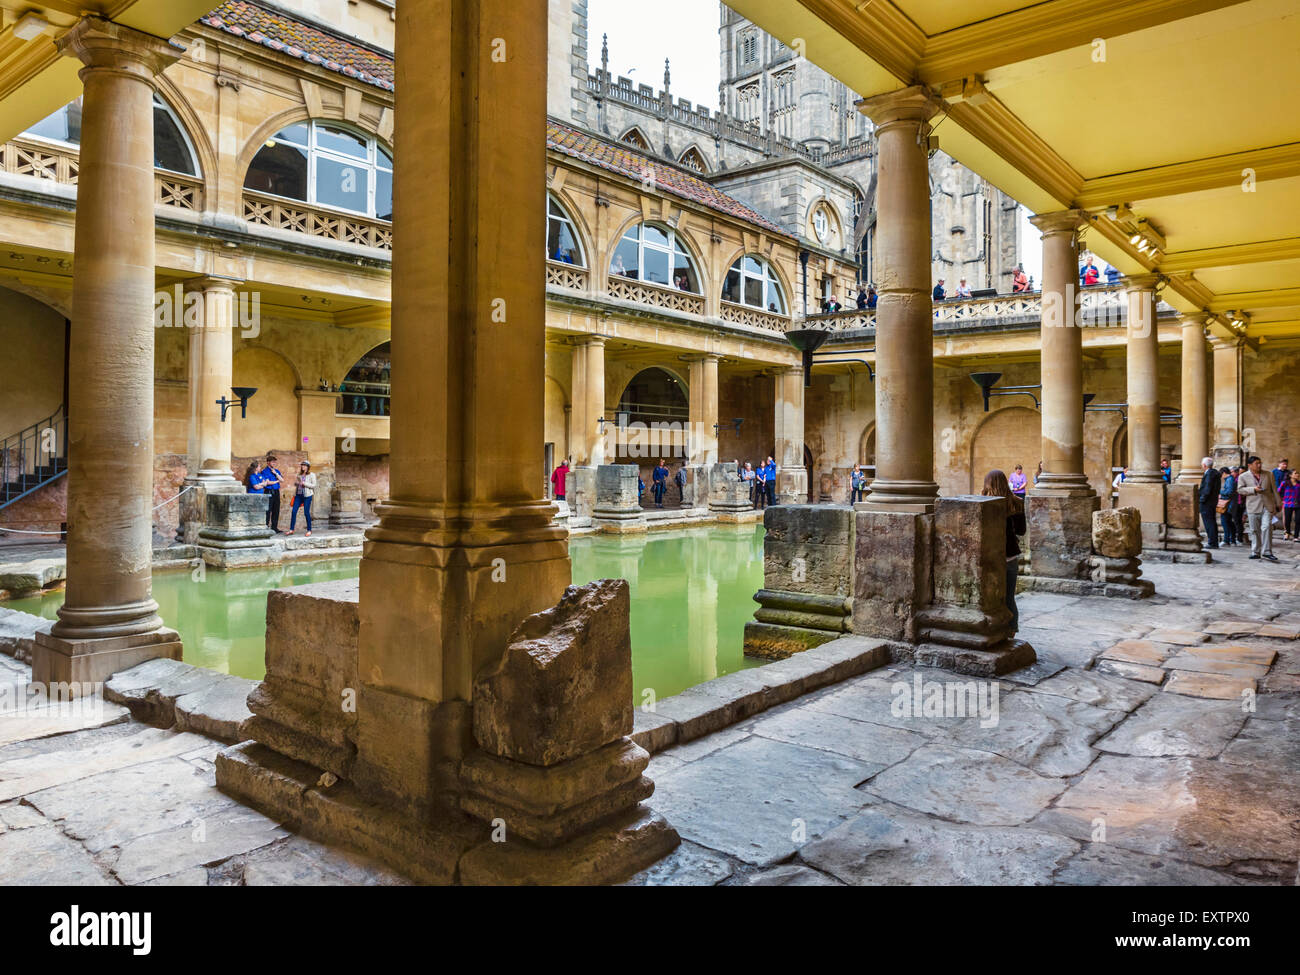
[
  {"left": 1198, "top": 456, "right": 1296, "bottom": 561},
  {"left": 646, "top": 460, "right": 689, "bottom": 508},
  {"left": 243, "top": 454, "right": 317, "bottom": 536},
  {"left": 737, "top": 457, "right": 778, "bottom": 508}
]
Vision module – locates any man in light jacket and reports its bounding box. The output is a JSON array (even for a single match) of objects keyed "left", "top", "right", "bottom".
[{"left": 1238, "top": 455, "right": 1281, "bottom": 562}]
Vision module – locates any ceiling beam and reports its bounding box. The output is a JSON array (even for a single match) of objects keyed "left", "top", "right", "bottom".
[
  {"left": 1206, "top": 288, "right": 1300, "bottom": 313},
  {"left": 1159, "top": 237, "right": 1300, "bottom": 274},
  {"left": 798, "top": 0, "right": 922, "bottom": 85},
  {"left": 1074, "top": 143, "right": 1300, "bottom": 207}
]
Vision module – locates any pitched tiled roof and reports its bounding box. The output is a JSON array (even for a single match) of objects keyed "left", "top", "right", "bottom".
[
  {"left": 201, "top": 1, "right": 394, "bottom": 91},
  {"left": 547, "top": 121, "right": 789, "bottom": 237},
  {"left": 198, "top": 3, "right": 787, "bottom": 236}
]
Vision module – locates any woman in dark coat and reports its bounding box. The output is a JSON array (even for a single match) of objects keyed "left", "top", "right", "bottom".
[{"left": 983, "top": 468, "right": 1027, "bottom": 634}]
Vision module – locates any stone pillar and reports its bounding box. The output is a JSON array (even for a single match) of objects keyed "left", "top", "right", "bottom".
[
  {"left": 1177, "top": 315, "right": 1211, "bottom": 485},
  {"left": 856, "top": 86, "right": 940, "bottom": 512},
  {"left": 297, "top": 388, "right": 338, "bottom": 522},
  {"left": 33, "top": 18, "right": 182, "bottom": 687},
  {"left": 591, "top": 464, "right": 647, "bottom": 533},
  {"left": 1211, "top": 336, "right": 1245, "bottom": 468},
  {"left": 1024, "top": 210, "right": 1100, "bottom": 582},
  {"left": 773, "top": 365, "right": 807, "bottom": 503},
  {"left": 352, "top": 0, "right": 571, "bottom": 809},
  {"left": 686, "top": 353, "right": 718, "bottom": 468},
  {"left": 570, "top": 336, "right": 606, "bottom": 467},
  {"left": 1117, "top": 274, "right": 1167, "bottom": 543},
  {"left": 178, "top": 277, "right": 244, "bottom": 544}
]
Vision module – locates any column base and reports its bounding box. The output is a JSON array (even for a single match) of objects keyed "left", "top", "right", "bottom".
[
  {"left": 852, "top": 508, "right": 932, "bottom": 643},
  {"left": 1163, "top": 482, "right": 1204, "bottom": 555},
  {"left": 1016, "top": 573, "right": 1155, "bottom": 600},
  {"left": 905, "top": 639, "right": 1037, "bottom": 677},
  {"left": 32, "top": 627, "right": 181, "bottom": 691},
  {"left": 1026, "top": 492, "right": 1100, "bottom": 580},
  {"left": 197, "top": 492, "right": 278, "bottom": 567},
  {"left": 176, "top": 474, "right": 242, "bottom": 545}
]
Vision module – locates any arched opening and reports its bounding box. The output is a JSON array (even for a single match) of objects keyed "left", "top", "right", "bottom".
[
  {"left": 615, "top": 367, "right": 688, "bottom": 467},
  {"left": 547, "top": 193, "right": 586, "bottom": 266},
  {"left": 244, "top": 120, "right": 392, "bottom": 219},
  {"left": 0, "top": 286, "right": 68, "bottom": 511},
  {"left": 610, "top": 222, "right": 701, "bottom": 292},
  {"left": 678, "top": 146, "right": 708, "bottom": 173},
  {"left": 859, "top": 423, "right": 876, "bottom": 478},
  {"left": 338, "top": 342, "right": 390, "bottom": 417},
  {"left": 620, "top": 126, "right": 651, "bottom": 152},
  {"left": 23, "top": 93, "right": 200, "bottom": 176},
  {"left": 969, "top": 406, "right": 1041, "bottom": 493},
  {"left": 722, "top": 254, "right": 787, "bottom": 314}
]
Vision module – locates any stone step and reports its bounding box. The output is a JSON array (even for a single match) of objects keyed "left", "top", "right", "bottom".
[{"left": 105, "top": 657, "right": 256, "bottom": 744}]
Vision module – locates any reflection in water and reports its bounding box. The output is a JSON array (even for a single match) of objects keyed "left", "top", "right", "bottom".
[
  {"left": 570, "top": 523, "right": 766, "bottom": 701},
  {"left": 4, "top": 524, "right": 767, "bottom": 699}
]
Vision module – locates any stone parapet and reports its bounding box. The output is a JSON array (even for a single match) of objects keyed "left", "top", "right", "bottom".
[
  {"left": 591, "top": 464, "right": 646, "bottom": 533},
  {"left": 197, "top": 493, "right": 277, "bottom": 568}
]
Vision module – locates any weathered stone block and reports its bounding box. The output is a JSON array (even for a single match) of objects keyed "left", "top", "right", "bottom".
[
  {"left": 1093, "top": 506, "right": 1142, "bottom": 558},
  {"left": 761, "top": 504, "right": 853, "bottom": 594},
  {"left": 592, "top": 465, "right": 646, "bottom": 532},
  {"left": 1026, "top": 493, "right": 1099, "bottom": 580},
  {"left": 473, "top": 579, "right": 632, "bottom": 766},
  {"left": 708, "top": 462, "right": 752, "bottom": 513},
  {"left": 1117, "top": 480, "right": 1166, "bottom": 526},
  {"left": 852, "top": 508, "right": 932, "bottom": 643}
]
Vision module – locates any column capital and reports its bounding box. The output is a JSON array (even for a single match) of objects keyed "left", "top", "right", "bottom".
[
  {"left": 681, "top": 352, "right": 721, "bottom": 363},
  {"left": 1029, "top": 209, "right": 1089, "bottom": 236},
  {"left": 574, "top": 333, "right": 607, "bottom": 348},
  {"left": 855, "top": 85, "right": 942, "bottom": 127},
  {"left": 1120, "top": 272, "right": 1162, "bottom": 292},
  {"left": 57, "top": 16, "right": 181, "bottom": 83},
  {"left": 1178, "top": 311, "right": 1212, "bottom": 331},
  {"left": 184, "top": 275, "right": 244, "bottom": 294}
]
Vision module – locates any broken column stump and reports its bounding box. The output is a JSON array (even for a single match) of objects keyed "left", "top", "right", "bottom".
[{"left": 1090, "top": 506, "right": 1155, "bottom": 597}]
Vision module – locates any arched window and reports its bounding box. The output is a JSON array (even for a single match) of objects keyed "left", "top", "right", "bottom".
[
  {"left": 723, "top": 255, "right": 786, "bottom": 314},
  {"left": 678, "top": 147, "right": 708, "bottom": 173},
  {"left": 620, "top": 127, "right": 650, "bottom": 151},
  {"left": 337, "top": 342, "right": 390, "bottom": 417},
  {"left": 23, "top": 93, "right": 199, "bottom": 176},
  {"left": 547, "top": 195, "right": 585, "bottom": 266},
  {"left": 245, "top": 121, "right": 393, "bottom": 220},
  {"left": 611, "top": 222, "right": 700, "bottom": 292}
]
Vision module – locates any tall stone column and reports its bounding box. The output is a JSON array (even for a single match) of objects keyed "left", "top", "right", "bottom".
[
  {"left": 773, "top": 365, "right": 807, "bottom": 503},
  {"left": 1211, "top": 336, "right": 1245, "bottom": 468},
  {"left": 178, "top": 277, "right": 243, "bottom": 545},
  {"left": 856, "top": 87, "right": 939, "bottom": 512},
  {"left": 1024, "top": 210, "right": 1099, "bottom": 582},
  {"left": 1177, "top": 315, "right": 1211, "bottom": 485},
  {"left": 570, "top": 335, "right": 606, "bottom": 467},
  {"left": 33, "top": 18, "right": 182, "bottom": 686},
  {"left": 1117, "top": 274, "right": 1167, "bottom": 545},
  {"left": 353, "top": 0, "right": 571, "bottom": 809},
  {"left": 686, "top": 353, "right": 719, "bottom": 468}
]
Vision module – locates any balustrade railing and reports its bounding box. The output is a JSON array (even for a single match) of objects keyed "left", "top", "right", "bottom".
[
  {"left": 546, "top": 261, "right": 589, "bottom": 290},
  {"left": 606, "top": 273, "right": 706, "bottom": 316},
  {"left": 0, "top": 137, "right": 205, "bottom": 212},
  {"left": 243, "top": 192, "right": 393, "bottom": 250}
]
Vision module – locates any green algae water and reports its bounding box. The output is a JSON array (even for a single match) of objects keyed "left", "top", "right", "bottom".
[{"left": 3, "top": 524, "right": 766, "bottom": 699}]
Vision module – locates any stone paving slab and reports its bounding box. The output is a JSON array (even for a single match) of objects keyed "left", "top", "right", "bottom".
[
  {"left": 1162, "top": 651, "right": 1270, "bottom": 680},
  {"left": 1100, "top": 639, "right": 1175, "bottom": 666},
  {"left": 0, "top": 822, "right": 113, "bottom": 885},
  {"left": 0, "top": 691, "right": 130, "bottom": 748},
  {"left": 1163, "top": 670, "right": 1256, "bottom": 701},
  {"left": 744, "top": 704, "right": 929, "bottom": 774},
  {"left": 623, "top": 840, "right": 734, "bottom": 886},
  {"left": 1019, "top": 667, "right": 1157, "bottom": 713},
  {"left": 1095, "top": 693, "right": 1246, "bottom": 757},
  {"left": 1053, "top": 844, "right": 1256, "bottom": 886},
  {"left": 1095, "top": 659, "right": 1166, "bottom": 685}
]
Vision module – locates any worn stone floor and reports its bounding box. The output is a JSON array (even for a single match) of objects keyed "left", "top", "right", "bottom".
[{"left": 0, "top": 540, "right": 1296, "bottom": 885}]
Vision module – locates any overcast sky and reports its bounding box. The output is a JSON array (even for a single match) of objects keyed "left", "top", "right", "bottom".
[{"left": 588, "top": 0, "right": 722, "bottom": 109}]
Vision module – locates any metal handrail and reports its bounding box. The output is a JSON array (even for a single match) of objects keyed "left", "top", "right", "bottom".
[{"left": 1, "top": 403, "right": 67, "bottom": 509}]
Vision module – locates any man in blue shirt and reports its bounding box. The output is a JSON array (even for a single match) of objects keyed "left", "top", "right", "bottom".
[
  {"left": 1272, "top": 458, "right": 1289, "bottom": 489},
  {"left": 763, "top": 456, "right": 777, "bottom": 507}
]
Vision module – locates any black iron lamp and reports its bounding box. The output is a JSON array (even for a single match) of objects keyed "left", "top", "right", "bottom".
[
  {"left": 970, "top": 372, "right": 1041, "bottom": 412},
  {"left": 217, "top": 386, "right": 258, "bottom": 422}
]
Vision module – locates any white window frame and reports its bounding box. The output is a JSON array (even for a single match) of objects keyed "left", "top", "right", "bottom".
[
  {"left": 614, "top": 222, "right": 700, "bottom": 293},
  {"left": 547, "top": 194, "right": 586, "bottom": 267},
  {"left": 726, "top": 255, "right": 786, "bottom": 314},
  {"left": 253, "top": 120, "right": 392, "bottom": 220}
]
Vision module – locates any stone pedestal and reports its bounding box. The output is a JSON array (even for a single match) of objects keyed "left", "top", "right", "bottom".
[
  {"left": 1118, "top": 479, "right": 1168, "bottom": 552},
  {"left": 682, "top": 464, "right": 707, "bottom": 508},
  {"left": 176, "top": 476, "right": 243, "bottom": 544},
  {"left": 1090, "top": 507, "right": 1154, "bottom": 596},
  {"left": 565, "top": 466, "right": 596, "bottom": 528},
  {"left": 913, "top": 496, "right": 1035, "bottom": 676},
  {"left": 708, "top": 462, "right": 754, "bottom": 520},
  {"left": 775, "top": 467, "right": 809, "bottom": 505},
  {"left": 852, "top": 508, "right": 933, "bottom": 643},
  {"left": 743, "top": 505, "right": 853, "bottom": 659},
  {"left": 197, "top": 493, "right": 277, "bottom": 568},
  {"left": 592, "top": 465, "right": 646, "bottom": 533},
  {"left": 1025, "top": 493, "right": 1100, "bottom": 581},
  {"left": 330, "top": 484, "right": 367, "bottom": 528},
  {"left": 32, "top": 627, "right": 181, "bottom": 691},
  {"left": 1162, "top": 482, "right": 1209, "bottom": 561}
]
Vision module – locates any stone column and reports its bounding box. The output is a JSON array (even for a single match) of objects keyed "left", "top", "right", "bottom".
[
  {"left": 1117, "top": 274, "right": 1167, "bottom": 544},
  {"left": 33, "top": 18, "right": 182, "bottom": 686},
  {"left": 177, "top": 277, "right": 244, "bottom": 544},
  {"left": 1211, "top": 336, "right": 1245, "bottom": 468},
  {"left": 686, "top": 353, "right": 719, "bottom": 507},
  {"left": 1166, "top": 313, "right": 1211, "bottom": 556},
  {"left": 1023, "top": 210, "right": 1100, "bottom": 582},
  {"left": 570, "top": 335, "right": 606, "bottom": 467},
  {"left": 353, "top": 0, "right": 571, "bottom": 808},
  {"left": 773, "top": 365, "right": 807, "bottom": 503},
  {"left": 857, "top": 87, "right": 940, "bottom": 512}
]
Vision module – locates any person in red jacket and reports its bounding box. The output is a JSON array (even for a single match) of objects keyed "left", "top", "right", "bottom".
[{"left": 551, "top": 458, "right": 570, "bottom": 501}]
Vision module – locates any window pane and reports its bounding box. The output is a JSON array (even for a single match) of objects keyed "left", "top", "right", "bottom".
[
  {"left": 642, "top": 224, "right": 669, "bottom": 248},
  {"left": 315, "top": 155, "right": 369, "bottom": 213},
  {"left": 316, "top": 125, "right": 367, "bottom": 159},
  {"left": 743, "top": 255, "right": 763, "bottom": 275},
  {"left": 767, "top": 282, "right": 785, "bottom": 314},
  {"left": 273, "top": 123, "right": 310, "bottom": 147},
  {"left": 672, "top": 250, "right": 698, "bottom": 292},
  {"left": 153, "top": 105, "right": 195, "bottom": 175},
  {"left": 244, "top": 142, "right": 308, "bottom": 200},
  {"left": 723, "top": 269, "right": 741, "bottom": 303},
  {"left": 744, "top": 276, "right": 763, "bottom": 307},
  {"left": 25, "top": 98, "right": 81, "bottom": 143},
  {"left": 611, "top": 237, "right": 639, "bottom": 278},
  {"left": 548, "top": 218, "right": 581, "bottom": 264},
  {"left": 375, "top": 169, "right": 393, "bottom": 221},
  {"left": 377, "top": 147, "right": 393, "bottom": 170},
  {"left": 643, "top": 247, "right": 670, "bottom": 286}
]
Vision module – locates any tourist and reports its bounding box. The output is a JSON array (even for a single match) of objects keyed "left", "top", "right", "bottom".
[
  {"left": 753, "top": 461, "right": 766, "bottom": 508},
  {"left": 1011, "top": 264, "right": 1030, "bottom": 293},
  {"left": 932, "top": 279, "right": 946, "bottom": 301},
  {"left": 1271, "top": 457, "right": 1289, "bottom": 490},
  {"left": 1033, "top": 461, "right": 1043, "bottom": 486},
  {"left": 1238, "top": 455, "right": 1280, "bottom": 562},
  {"left": 741, "top": 461, "right": 756, "bottom": 506},
  {"left": 550, "top": 457, "right": 569, "bottom": 501},
  {"left": 287, "top": 460, "right": 316, "bottom": 537},
  {"left": 763, "top": 455, "right": 777, "bottom": 507},
  {"left": 1282, "top": 469, "right": 1300, "bottom": 540},
  {"left": 855, "top": 287, "right": 868, "bottom": 310},
  {"left": 1197, "top": 457, "right": 1221, "bottom": 549},
  {"left": 638, "top": 472, "right": 645, "bottom": 503},
  {"left": 263, "top": 454, "right": 285, "bottom": 532},
  {"left": 955, "top": 278, "right": 972, "bottom": 299},
  {"left": 1008, "top": 464, "right": 1027, "bottom": 500},
  {"left": 1233, "top": 466, "right": 1248, "bottom": 541},
  {"left": 850, "top": 464, "right": 865, "bottom": 503},
  {"left": 1218, "top": 466, "right": 1239, "bottom": 546},
  {"left": 1079, "top": 257, "right": 1100, "bottom": 286},
  {"left": 674, "top": 462, "right": 687, "bottom": 504},
  {"left": 244, "top": 459, "right": 266, "bottom": 494},
  {"left": 867, "top": 286, "right": 878, "bottom": 309},
  {"left": 1104, "top": 263, "right": 1121, "bottom": 285},
  {"left": 827, "top": 294, "right": 842, "bottom": 313},
  {"left": 651, "top": 458, "right": 669, "bottom": 508},
  {"left": 1160, "top": 458, "right": 1171, "bottom": 483},
  {"left": 982, "top": 469, "right": 1026, "bottom": 634},
  {"left": 1112, "top": 466, "right": 1127, "bottom": 491}
]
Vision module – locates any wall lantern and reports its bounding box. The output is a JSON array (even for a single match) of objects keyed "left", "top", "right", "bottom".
[
  {"left": 970, "top": 372, "right": 1040, "bottom": 412},
  {"left": 217, "top": 386, "right": 258, "bottom": 422},
  {"left": 785, "top": 327, "right": 875, "bottom": 386}
]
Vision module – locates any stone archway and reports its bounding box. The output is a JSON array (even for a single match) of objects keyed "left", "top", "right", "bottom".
[{"left": 969, "top": 406, "right": 1041, "bottom": 492}]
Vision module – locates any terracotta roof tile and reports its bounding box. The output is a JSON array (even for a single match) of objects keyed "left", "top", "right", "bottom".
[{"left": 202, "top": 1, "right": 394, "bottom": 91}]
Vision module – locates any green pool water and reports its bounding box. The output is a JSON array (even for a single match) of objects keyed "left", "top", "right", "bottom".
[{"left": 4, "top": 524, "right": 766, "bottom": 700}]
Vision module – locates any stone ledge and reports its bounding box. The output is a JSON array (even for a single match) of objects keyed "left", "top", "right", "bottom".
[
  {"left": 630, "top": 635, "right": 889, "bottom": 753},
  {"left": 105, "top": 657, "right": 256, "bottom": 744},
  {"left": 0, "top": 607, "right": 54, "bottom": 664},
  {"left": 1018, "top": 574, "right": 1154, "bottom": 599}
]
